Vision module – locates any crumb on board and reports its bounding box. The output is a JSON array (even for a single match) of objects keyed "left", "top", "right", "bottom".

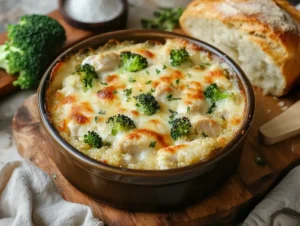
[
  {"left": 278, "top": 101, "right": 285, "bottom": 107},
  {"left": 52, "top": 174, "right": 57, "bottom": 180},
  {"left": 267, "top": 109, "right": 271, "bottom": 113},
  {"left": 281, "top": 106, "right": 288, "bottom": 111}
]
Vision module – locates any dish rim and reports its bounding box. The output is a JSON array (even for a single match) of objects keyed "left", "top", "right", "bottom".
[{"left": 38, "top": 29, "right": 255, "bottom": 183}]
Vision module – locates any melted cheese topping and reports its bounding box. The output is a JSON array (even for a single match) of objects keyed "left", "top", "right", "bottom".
[{"left": 47, "top": 38, "right": 246, "bottom": 170}]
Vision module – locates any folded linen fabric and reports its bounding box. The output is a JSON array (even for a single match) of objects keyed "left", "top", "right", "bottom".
[
  {"left": 243, "top": 166, "right": 300, "bottom": 226},
  {"left": 0, "top": 160, "right": 103, "bottom": 226}
]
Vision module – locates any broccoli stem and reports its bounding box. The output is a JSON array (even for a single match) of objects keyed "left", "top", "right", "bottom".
[{"left": 0, "top": 45, "right": 10, "bottom": 73}]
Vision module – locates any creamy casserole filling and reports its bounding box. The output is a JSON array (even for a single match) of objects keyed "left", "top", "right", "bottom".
[{"left": 47, "top": 38, "right": 246, "bottom": 170}]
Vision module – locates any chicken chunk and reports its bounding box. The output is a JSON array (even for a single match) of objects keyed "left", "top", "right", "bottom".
[
  {"left": 192, "top": 116, "right": 222, "bottom": 137},
  {"left": 153, "top": 82, "right": 174, "bottom": 100},
  {"left": 82, "top": 52, "right": 120, "bottom": 73}
]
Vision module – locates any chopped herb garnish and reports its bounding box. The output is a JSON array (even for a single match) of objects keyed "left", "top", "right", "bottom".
[
  {"left": 224, "top": 69, "right": 230, "bottom": 77},
  {"left": 163, "top": 65, "right": 167, "bottom": 70},
  {"left": 202, "top": 132, "right": 208, "bottom": 138},
  {"left": 207, "top": 103, "right": 216, "bottom": 114},
  {"left": 104, "top": 142, "right": 112, "bottom": 147},
  {"left": 150, "top": 88, "right": 156, "bottom": 93},
  {"left": 156, "top": 68, "right": 161, "bottom": 74},
  {"left": 114, "top": 90, "right": 118, "bottom": 94},
  {"left": 175, "top": 79, "right": 180, "bottom": 85},
  {"left": 149, "top": 141, "right": 156, "bottom": 148},
  {"left": 145, "top": 70, "right": 150, "bottom": 75},
  {"left": 141, "top": 7, "right": 184, "bottom": 31},
  {"left": 95, "top": 116, "right": 98, "bottom": 122},
  {"left": 166, "top": 94, "right": 181, "bottom": 101},
  {"left": 145, "top": 80, "right": 152, "bottom": 84},
  {"left": 187, "top": 106, "right": 190, "bottom": 112},
  {"left": 187, "top": 73, "right": 192, "bottom": 78},
  {"left": 98, "top": 110, "right": 106, "bottom": 115},
  {"left": 187, "top": 84, "right": 190, "bottom": 89},
  {"left": 129, "top": 77, "right": 136, "bottom": 82},
  {"left": 123, "top": 88, "right": 132, "bottom": 97},
  {"left": 255, "top": 155, "right": 266, "bottom": 166},
  {"left": 199, "top": 62, "right": 211, "bottom": 69},
  {"left": 100, "top": 82, "right": 108, "bottom": 85},
  {"left": 168, "top": 109, "right": 178, "bottom": 124}
]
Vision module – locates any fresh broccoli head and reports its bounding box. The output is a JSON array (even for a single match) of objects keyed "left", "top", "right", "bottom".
[
  {"left": 170, "top": 48, "right": 190, "bottom": 67},
  {"left": 170, "top": 117, "right": 192, "bottom": 140},
  {"left": 120, "top": 51, "right": 148, "bottom": 72},
  {"left": 204, "top": 83, "right": 229, "bottom": 114},
  {"left": 75, "top": 64, "right": 98, "bottom": 90},
  {"left": 84, "top": 131, "right": 103, "bottom": 148},
  {"left": 106, "top": 114, "right": 136, "bottom": 136},
  {"left": 135, "top": 93, "right": 160, "bottom": 116},
  {"left": 141, "top": 8, "right": 184, "bottom": 31},
  {"left": 0, "top": 14, "right": 66, "bottom": 89}
]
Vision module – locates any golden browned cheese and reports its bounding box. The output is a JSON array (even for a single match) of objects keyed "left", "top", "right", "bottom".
[{"left": 47, "top": 39, "right": 246, "bottom": 170}]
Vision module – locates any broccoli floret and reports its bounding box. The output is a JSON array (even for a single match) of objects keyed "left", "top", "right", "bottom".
[
  {"left": 204, "top": 83, "right": 229, "bottom": 114},
  {"left": 75, "top": 64, "right": 98, "bottom": 90},
  {"left": 120, "top": 51, "right": 148, "bottom": 72},
  {"left": 0, "top": 14, "right": 66, "bottom": 89},
  {"left": 84, "top": 131, "right": 103, "bottom": 148},
  {"left": 141, "top": 8, "right": 184, "bottom": 31},
  {"left": 170, "top": 48, "right": 190, "bottom": 67},
  {"left": 106, "top": 114, "right": 136, "bottom": 136},
  {"left": 135, "top": 93, "right": 160, "bottom": 116},
  {"left": 170, "top": 117, "right": 192, "bottom": 140}
]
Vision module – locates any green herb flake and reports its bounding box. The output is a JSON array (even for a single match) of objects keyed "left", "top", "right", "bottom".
[
  {"left": 207, "top": 103, "right": 216, "bottom": 114},
  {"left": 199, "top": 62, "right": 211, "bottom": 69},
  {"left": 145, "top": 70, "right": 150, "bottom": 75},
  {"left": 100, "top": 82, "right": 108, "bottom": 85},
  {"left": 166, "top": 94, "right": 181, "bottom": 101},
  {"left": 98, "top": 110, "right": 106, "bottom": 115},
  {"left": 255, "top": 155, "right": 266, "bottom": 166},
  {"left": 95, "top": 116, "right": 98, "bottom": 122},
  {"left": 114, "top": 90, "right": 118, "bottom": 94},
  {"left": 187, "top": 73, "right": 192, "bottom": 78},
  {"left": 202, "top": 132, "right": 208, "bottom": 138},
  {"left": 150, "top": 88, "right": 156, "bottom": 93},
  {"left": 129, "top": 77, "right": 136, "bottom": 83},
  {"left": 123, "top": 88, "right": 132, "bottom": 97},
  {"left": 187, "top": 106, "right": 190, "bottom": 112},
  {"left": 175, "top": 79, "right": 180, "bottom": 85},
  {"left": 149, "top": 141, "right": 156, "bottom": 148},
  {"left": 156, "top": 68, "right": 161, "bottom": 74},
  {"left": 168, "top": 109, "right": 178, "bottom": 124},
  {"left": 163, "top": 65, "right": 167, "bottom": 70},
  {"left": 145, "top": 80, "right": 152, "bottom": 84}
]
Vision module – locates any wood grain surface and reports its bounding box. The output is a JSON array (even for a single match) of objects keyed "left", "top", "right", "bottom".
[
  {"left": 12, "top": 88, "right": 300, "bottom": 226},
  {"left": 0, "top": 10, "right": 93, "bottom": 98}
]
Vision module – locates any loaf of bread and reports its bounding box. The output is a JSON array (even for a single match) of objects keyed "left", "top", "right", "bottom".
[{"left": 180, "top": 0, "right": 300, "bottom": 96}]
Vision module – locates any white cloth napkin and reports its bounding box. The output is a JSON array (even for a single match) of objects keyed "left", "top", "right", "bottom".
[
  {"left": 0, "top": 160, "right": 103, "bottom": 226},
  {"left": 243, "top": 165, "right": 300, "bottom": 226}
]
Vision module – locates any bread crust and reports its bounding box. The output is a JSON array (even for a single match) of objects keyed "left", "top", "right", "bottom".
[{"left": 180, "top": 0, "right": 300, "bottom": 96}]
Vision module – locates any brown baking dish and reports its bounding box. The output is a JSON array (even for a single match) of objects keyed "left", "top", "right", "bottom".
[{"left": 38, "top": 29, "right": 255, "bottom": 212}]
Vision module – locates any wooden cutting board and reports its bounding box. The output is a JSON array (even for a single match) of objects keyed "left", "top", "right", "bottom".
[
  {"left": 0, "top": 10, "right": 93, "bottom": 98},
  {"left": 12, "top": 88, "right": 300, "bottom": 226}
]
